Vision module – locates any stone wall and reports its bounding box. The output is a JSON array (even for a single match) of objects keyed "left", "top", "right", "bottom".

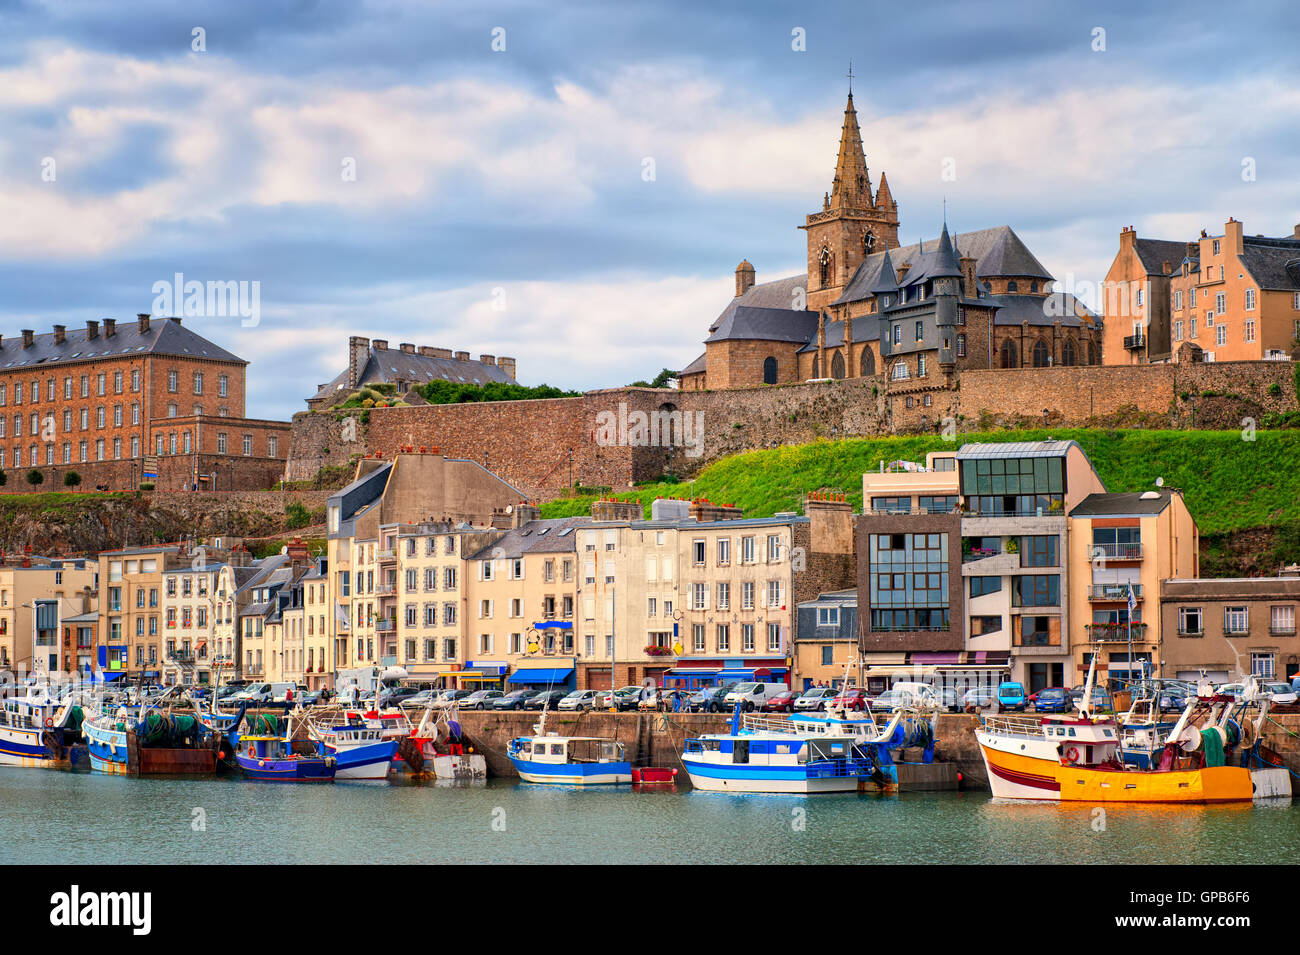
[{"left": 286, "top": 361, "right": 1299, "bottom": 493}]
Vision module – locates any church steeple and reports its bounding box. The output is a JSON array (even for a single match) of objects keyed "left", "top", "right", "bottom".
[{"left": 830, "top": 91, "right": 871, "bottom": 212}]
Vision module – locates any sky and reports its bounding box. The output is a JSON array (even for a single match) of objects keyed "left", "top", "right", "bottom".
[{"left": 0, "top": 0, "right": 1297, "bottom": 421}]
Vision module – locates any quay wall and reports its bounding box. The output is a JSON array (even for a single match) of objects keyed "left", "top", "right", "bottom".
[{"left": 455, "top": 710, "right": 1300, "bottom": 792}]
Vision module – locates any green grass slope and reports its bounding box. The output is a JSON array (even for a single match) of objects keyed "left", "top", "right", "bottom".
[{"left": 540, "top": 428, "right": 1299, "bottom": 537}]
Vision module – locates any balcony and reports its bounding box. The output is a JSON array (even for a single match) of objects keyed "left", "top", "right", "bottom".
[
  {"left": 377, "top": 549, "right": 396, "bottom": 563},
  {"left": 1088, "top": 584, "right": 1143, "bottom": 601},
  {"left": 375, "top": 619, "right": 396, "bottom": 633},
  {"left": 1123, "top": 333, "right": 1146, "bottom": 350},
  {"left": 376, "top": 582, "right": 397, "bottom": 597},
  {"left": 1091, "top": 542, "right": 1143, "bottom": 560},
  {"left": 1085, "top": 622, "right": 1148, "bottom": 642}
]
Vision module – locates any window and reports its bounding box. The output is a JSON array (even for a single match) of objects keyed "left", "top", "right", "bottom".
[
  {"left": 217, "top": 432, "right": 227, "bottom": 454},
  {"left": 741, "top": 536, "right": 755, "bottom": 563},
  {"left": 1174, "top": 320, "right": 1183, "bottom": 341},
  {"left": 132, "top": 369, "right": 140, "bottom": 392},
  {"left": 717, "top": 538, "right": 730, "bottom": 565},
  {"left": 742, "top": 624, "right": 755, "bottom": 652},
  {"left": 242, "top": 434, "right": 252, "bottom": 456},
  {"left": 1215, "top": 292, "right": 1226, "bottom": 314},
  {"left": 692, "top": 624, "right": 705, "bottom": 653},
  {"left": 194, "top": 372, "right": 204, "bottom": 394},
  {"left": 1020, "top": 535, "right": 1059, "bottom": 567},
  {"left": 691, "top": 582, "right": 707, "bottom": 611},
  {"left": 167, "top": 370, "right": 178, "bottom": 393},
  {"left": 1244, "top": 319, "right": 1255, "bottom": 343},
  {"left": 219, "top": 374, "right": 229, "bottom": 397},
  {"left": 914, "top": 320, "right": 924, "bottom": 341},
  {"left": 715, "top": 582, "right": 729, "bottom": 610},
  {"left": 956, "top": 333, "right": 966, "bottom": 357},
  {"left": 268, "top": 436, "right": 279, "bottom": 457},
  {"left": 692, "top": 540, "right": 705, "bottom": 565},
  {"left": 716, "top": 624, "right": 730, "bottom": 653},
  {"left": 891, "top": 360, "right": 910, "bottom": 380},
  {"left": 1013, "top": 575, "right": 1060, "bottom": 607},
  {"left": 817, "top": 606, "right": 839, "bottom": 627},
  {"left": 969, "top": 576, "right": 1001, "bottom": 598},
  {"left": 1269, "top": 605, "right": 1295, "bottom": 635},
  {"left": 1224, "top": 606, "right": 1248, "bottom": 635},
  {"left": 1174, "top": 290, "right": 1183, "bottom": 310},
  {"left": 1245, "top": 288, "right": 1256, "bottom": 311},
  {"left": 1178, "top": 606, "right": 1203, "bottom": 636},
  {"left": 1216, "top": 324, "right": 1226, "bottom": 347},
  {"left": 1251, "top": 653, "right": 1276, "bottom": 680},
  {"left": 766, "top": 534, "right": 781, "bottom": 562}
]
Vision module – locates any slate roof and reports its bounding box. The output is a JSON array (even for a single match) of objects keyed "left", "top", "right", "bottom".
[
  {"left": 465, "top": 517, "right": 592, "bottom": 560},
  {"left": 709, "top": 274, "right": 808, "bottom": 333},
  {"left": 1242, "top": 235, "right": 1300, "bottom": 291},
  {"left": 1069, "top": 489, "right": 1175, "bottom": 517},
  {"left": 836, "top": 225, "right": 1053, "bottom": 306},
  {"left": 989, "top": 292, "right": 1098, "bottom": 328},
  {"left": 705, "top": 305, "right": 820, "bottom": 345},
  {"left": 679, "top": 352, "right": 707, "bottom": 376},
  {"left": 796, "top": 315, "right": 880, "bottom": 353},
  {"left": 0, "top": 317, "right": 244, "bottom": 372},
  {"left": 1133, "top": 238, "right": 1191, "bottom": 276},
  {"left": 311, "top": 344, "right": 516, "bottom": 404}
]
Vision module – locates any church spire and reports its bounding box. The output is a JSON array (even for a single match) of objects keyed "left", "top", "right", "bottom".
[{"left": 830, "top": 90, "right": 871, "bottom": 211}]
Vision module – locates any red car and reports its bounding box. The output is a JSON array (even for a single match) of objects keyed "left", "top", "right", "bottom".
[
  {"left": 761, "top": 689, "right": 800, "bottom": 713},
  {"left": 831, "top": 687, "right": 868, "bottom": 709}
]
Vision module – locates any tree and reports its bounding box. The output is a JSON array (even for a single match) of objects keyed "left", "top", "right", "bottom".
[
  {"left": 63, "top": 471, "right": 81, "bottom": 488},
  {"left": 26, "top": 470, "right": 43, "bottom": 486},
  {"left": 628, "top": 368, "right": 678, "bottom": 389}
]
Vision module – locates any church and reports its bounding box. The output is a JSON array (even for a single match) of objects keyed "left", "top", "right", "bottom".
[{"left": 678, "top": 90, "right": 1103, "bottom": 400}]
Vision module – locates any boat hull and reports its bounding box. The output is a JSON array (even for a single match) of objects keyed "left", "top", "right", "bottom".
[
  {"left": 508, "top": 756, "right": 632, "bottom": 785},
  {"left": 0, "top": 725, "right": 59, "bottom": 768},
  {"left": 682, "top": 757, "right": 896, "bottom": 794},
  {"left": 235, "top": 753, "right": 336, "bottom": 781},
  {"left": 977, "top": 733, "right": 1285, "bottom": 803},
  {"left": 327, "top": 739, "right": 399, "bottom": 780}
]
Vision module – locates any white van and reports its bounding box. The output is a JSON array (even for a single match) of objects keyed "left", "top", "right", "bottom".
[
  {"left": 873, "top": 681, "right": 939, "bottom": 711},
  {"left": 723, "top": 682, "right": 787, "bottom": 711}
]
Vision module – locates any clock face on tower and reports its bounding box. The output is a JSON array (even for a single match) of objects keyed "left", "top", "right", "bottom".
[{"left": 863, "top": 229, "right": 876, "bottom": 254}]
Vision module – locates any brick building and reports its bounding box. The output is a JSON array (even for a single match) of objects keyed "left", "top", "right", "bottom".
[
  {"left": 679, "top": 89, "right": 1102, "bottom": 395},
  {"left": 1104, "top": 219, "right": 1300, "bottom": 364},
  {"left": 0, "top": 315, "right": 288, "bottom": 491},
  {"left": 306, "top": 337, "right": 518, "bottom": 410}
]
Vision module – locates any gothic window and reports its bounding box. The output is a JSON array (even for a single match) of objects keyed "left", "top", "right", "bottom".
[
  {"left": 762, "top": 357, "right": 778, "bottom": 385},
  {"left": 859, "top": 348, "right": 875, "bottom": 377},
  {"left": 811, "top": 357, "right": 820, "bottom": 378},
  {"left": 1032, "top": 339, "right": 1051, "bottom": 367},
  {"left": 1061, "top": 339, "right": 1077, "bottom": 366},
  {"left": 1007, "top": 280, "right": 1019, "bottom": 293},
  {"left": 1030, "top": 281, "right": 1039, "bottom": 293},
  {"left": 999, "top": 339, "right": 1018, "bottom": 368},
  {"left": 831, "top": 352, "right": 846, "bottom": 379},
  {"left": 818, "top": 247, "right": 831, "bottom": 287},
  {"left": 1088, "top": 341, "right": 1099, "bottom": 365},
  {"left": 862, "top": 229, "right": 876, "bottom": 255}
]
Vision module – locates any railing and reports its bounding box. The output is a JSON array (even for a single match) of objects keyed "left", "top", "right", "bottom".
[
  {"left": 1086, "top": 622, "right": 1148, "bottom": 641},
  {"left": 981, "top": 714, "right": 1046, "bottom": 738},
  {"left": 375, "top": 619, "right": 395, "bottom": 633},
  {"left": 1270, "top": 625, "right": 1296, "bottom": 636},
  {"left": 1091, "top": 542, "right": 1142, "bottom": 559},
  {"left": 1224, "top": 626, "right": 1249, "bottom": 637},
  {"left": 376, "top": 582, "right": 396, "bottom": 596},
  {"left": 962, "top": 547, "right": 1003, "bottom": 563},
  {"left": 1123, "top": 333, "right": 1146, "bottom": 349},
  {"left": 377, "top": 549, "right": 396, "bottom": 562},
  {"left": 806, "top": 758, "right": 877, "bottom": 779},
  {"left": 1088, "top": 584, "right": 1143, "bottom": 601},
  {"left": 1177, "top": 628, "right": 1203, "bottom": 637}
]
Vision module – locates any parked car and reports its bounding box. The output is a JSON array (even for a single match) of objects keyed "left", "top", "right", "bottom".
[
  {"left": 1263, "top": 682, "right": 1299, "bottom": 705},
  {"left": 996, "top": 682, "right": 1027, "bottom": 711},
  {"left": 793, "top": 687, "right": 836, "bottom": 712},
  {"left": 558, "top": 689, "right": 601, "bottom": 711},
  {"left": 522, "top": 689, "right": 568, "bottom": 711},
  {"left": 230, "top": 682, "right": 279, "bottom": 705},
  {"left": 1032, "top": 686, "right": 1071, "bottom": 713},
  {"left": 962, "top": 687, "right": 996, "bottom": 709},
  {"left": 872, "top": 682, "right": 939, "bottom": 712},
  {"left": 376, "top": 685, "right": 423, "bottom": 707},
  {"left": 637, "top": 684, "right": 662, "bottom": 710},
  {"left": 594, "top": 686, "right": 642, "bottom": 711},
  {"left": 1068, "top": 685, "right": 1114, "bottom": 712},
  {"left": 687, "top": 686, "right": 731, "bottom": 713},
  {"left": 723, "top": 682, "right": 787, "bottom": 712},
  {"left": 433, "top": 689, "right": 475, "bottom": 709},
  {"left": 493, "top": 689, "right": 538, "bottom": 710},
  {"left": 1157, "top": 689, "right": 1188, "bottom": 713},
  {"left": 830, "top": 686, "right": 869, "bottom": 710},
  {"left": 400, "top": 688, "right": 441, "bottom": 708},
  {"left": 761, "top": 689, "right": 801, "bottom": 713},
  {"left": 460, "top": 689, "right": 504, "bottom": 710}
]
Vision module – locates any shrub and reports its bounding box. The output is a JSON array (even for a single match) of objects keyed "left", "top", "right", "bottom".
[
  {"left": 285, "top": 500, "right": 312, "bottom": 530},
  {"left": 25, "top": 470, "right": 43, "bottom": 486},
  {"left": 1268, "top": 382, "right": 1282, "bottom": 398},
  {"left": 63, "top": 471, "right": 81, "bottom": 488}
]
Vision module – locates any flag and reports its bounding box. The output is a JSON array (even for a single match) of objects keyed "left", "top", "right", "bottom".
[{"left": 1126, "top": 582, "right": 1136, "bottom": 616}]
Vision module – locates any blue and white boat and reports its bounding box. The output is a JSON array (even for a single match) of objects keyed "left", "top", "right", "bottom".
[
  {"left": 311, "top": 719, "right": 399, "bottom": 780},
  {"left": 0, "top": 687, "right": 86, "bottom": 768},
  {"left": 507, "top": 734, "right": 632, "bottom": 785},
  {"left": 681, "top": 707, "right": 937, "bottom": 794}
]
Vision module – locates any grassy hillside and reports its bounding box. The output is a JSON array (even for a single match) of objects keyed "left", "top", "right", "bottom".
[{"left": 540, "top": 428, "right": 1300, "bottom": 538}]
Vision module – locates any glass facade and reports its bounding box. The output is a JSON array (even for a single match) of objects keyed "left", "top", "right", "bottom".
[
  {"left": 869, "top": 532, "right": 949, "bottom": 632},
  {"left": 961, "top": 455, "right": 1064, "bottom": 515}
]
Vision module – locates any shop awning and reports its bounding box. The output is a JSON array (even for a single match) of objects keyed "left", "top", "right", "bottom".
[
  {"left": 717, "top": 667, "right": 788, "bottom": 680},
  {"left": 466, "top": 662, "right": 508, "bottom": 676},
  {"left": 910, "top": 652, "right": 961, "bottom": 664},
  {"left": 862, "top": 653, "right": 908, "bottom": 666},
  {"left": 508, "top": 667, "right": 574, "bottom": 685},
  {"left": 96, "top": 671, "right": 128, "bottom": 683},
  {"left": 663, "top": 668, "right": 718, "bottom": 678}
]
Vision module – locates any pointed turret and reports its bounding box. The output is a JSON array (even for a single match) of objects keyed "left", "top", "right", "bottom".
[
  {"left": 932, "top": 223, "right": 962, "bottom": 279},
  {"left": 829, "top": 92, "right": 872, "bottom": 211},
  {"left": 875, "top": 171, "right": 895, "bottom": 209},
  {"left": 871, "top": 253, "right": 900, "bottom": 296}
]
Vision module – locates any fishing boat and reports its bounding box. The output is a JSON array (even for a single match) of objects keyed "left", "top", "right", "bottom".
[
  {"left": 976, "top": 660, "right": 1291, "bottom": 803},
  {"left": 507, "top": 734, "right": 632, "bottom": 785},
  {"left": 681, "top": 705, "right": 935, "bottom": 794},
  {"left": 1116, "top": 687, "right": 1179, "bottom": 769},
  {"left": 399, "top": 703, "right": 486, "bottom": 779},
  {"left": 234, "top": 713, "right": 336, "bottom": 782},
  {"left": 0, "top": 686, "right": 88, "bottom": 769},
  {"left": 85, "top": 703, "right": 236, "bottom": 776},
  {"left": 309, "top": 717, "right": 399, "bottom": 780}
]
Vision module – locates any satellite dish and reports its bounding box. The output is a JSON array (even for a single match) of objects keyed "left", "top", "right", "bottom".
[{"left": 1155, "top": 477, "right": 1164, "bottom": 487}]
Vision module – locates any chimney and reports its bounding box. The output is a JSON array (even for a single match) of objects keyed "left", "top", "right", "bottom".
[
  {"left": 417, "top": 346, "right": 435, "bottom": 357},
  {"left": 479, "top": 354, "right": 496, "bottom": 366},
  {"left": 1224, "top": 218, "right": 1244, "bottom": 255},
  {"left": 735, "top": 259, "right": 756, "bottom": 297},
  {"left": 53, "top": 325, "right": 66, "bottom": 345},
  {"left": 104, "top": 318, "right": 116, "bottom": 337},
  {"left": 86, "top": 320, "right": 98, "bottom": 340},
  {"left": 895, "top": 263, "right": 911, "bottom": 282},
  {"left": 497, "top": 357, "right": 517, "bottom": 381},
  {"left": 1293, "top": 224, "right": 1300, "bottom": 239},
  {"left": 455, "top": 351, "right": 469, "bottom": 362},
  {"left": 347, "top": 336, "right": 370, "bottom": 389},
  {"left": 137, "top": 313, "right": 151, "bottom": 333},
  {"left": 804, "top": 493, "right": 854, "bottom": 555},
  {"left": 372, "top": 339, "right": 388, "bottom": 351},
  {"left": 21, "top": 329, "right": 34, "bottom": 348},
  {"left": 1162, "top": 261, "right": 1172, "bottom": 275},
  {"left": 399, "top": 343, "right": 415, "bottom": 354},
  {"left": 959, "top": 255, "right": 978, "bottom": 299},
  {"left": 1119, "top": 225, "right": 1137, "bottom": 252}
]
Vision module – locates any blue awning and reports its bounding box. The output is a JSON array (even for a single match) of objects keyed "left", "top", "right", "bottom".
[
  {"left": 717, "top": 667, "right": 788, "bottom": 679},
  {"left": 96, "top": 671, "right": 128, "bottom": 683},
  {"left": 508, "top": 667, "right": 575, "bottom": 685},
  {"left": 466, "top": 662, "right": 508, "bottom": 676},
  {"left": 663, "top": 668, "right": 719, "bottom": 677},
  {"left": 532, "top": 621, "right": 572, "bottom": 630}
]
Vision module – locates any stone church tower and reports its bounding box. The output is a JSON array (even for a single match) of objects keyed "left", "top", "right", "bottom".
[{"left": 800, "top": 91, "right": 900, "bottom": 311}]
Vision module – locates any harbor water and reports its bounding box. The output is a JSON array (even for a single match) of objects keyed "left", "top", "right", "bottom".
[{"left": 1, "top": 768, "right": 1296, "bottom": 864}]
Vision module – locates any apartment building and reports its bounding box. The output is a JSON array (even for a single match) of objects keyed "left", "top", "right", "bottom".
[
  {"left": 213, "top": 551, "right": 283, "bottom": 680},
  {"left": 324, "top": 450, "right": 528, "bottom": 688},
  {"left": 380, "top": 521, "right": 468, "bottom": 684},
  {"left": 1105, "top": 219, "right": 1300, "bottom": 364},
  {"left": 300, "top": 560, "right": 330, "bottom": 689},
  {"left": 1160, "top": 575, "right": 1300, "bottom": 685},
  {"left": 0, "top": 559, "right": 97, "bottom": 675},
  {"left": 98, "top": 545, "right": 187, "bottom": 679},
  {"left": 1067, "top": 488, "right": 1198, "bottom": 688},
  {"left": 794, "top": 589, "right": 859, "bottom": 689},
  {"left": 159, "top": 564, "right": 222, "bottom": 685}
]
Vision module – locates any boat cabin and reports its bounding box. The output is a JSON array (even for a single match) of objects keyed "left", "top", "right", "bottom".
[{"left": 517, "top": 735, "right": 624, "bottom": 765}]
